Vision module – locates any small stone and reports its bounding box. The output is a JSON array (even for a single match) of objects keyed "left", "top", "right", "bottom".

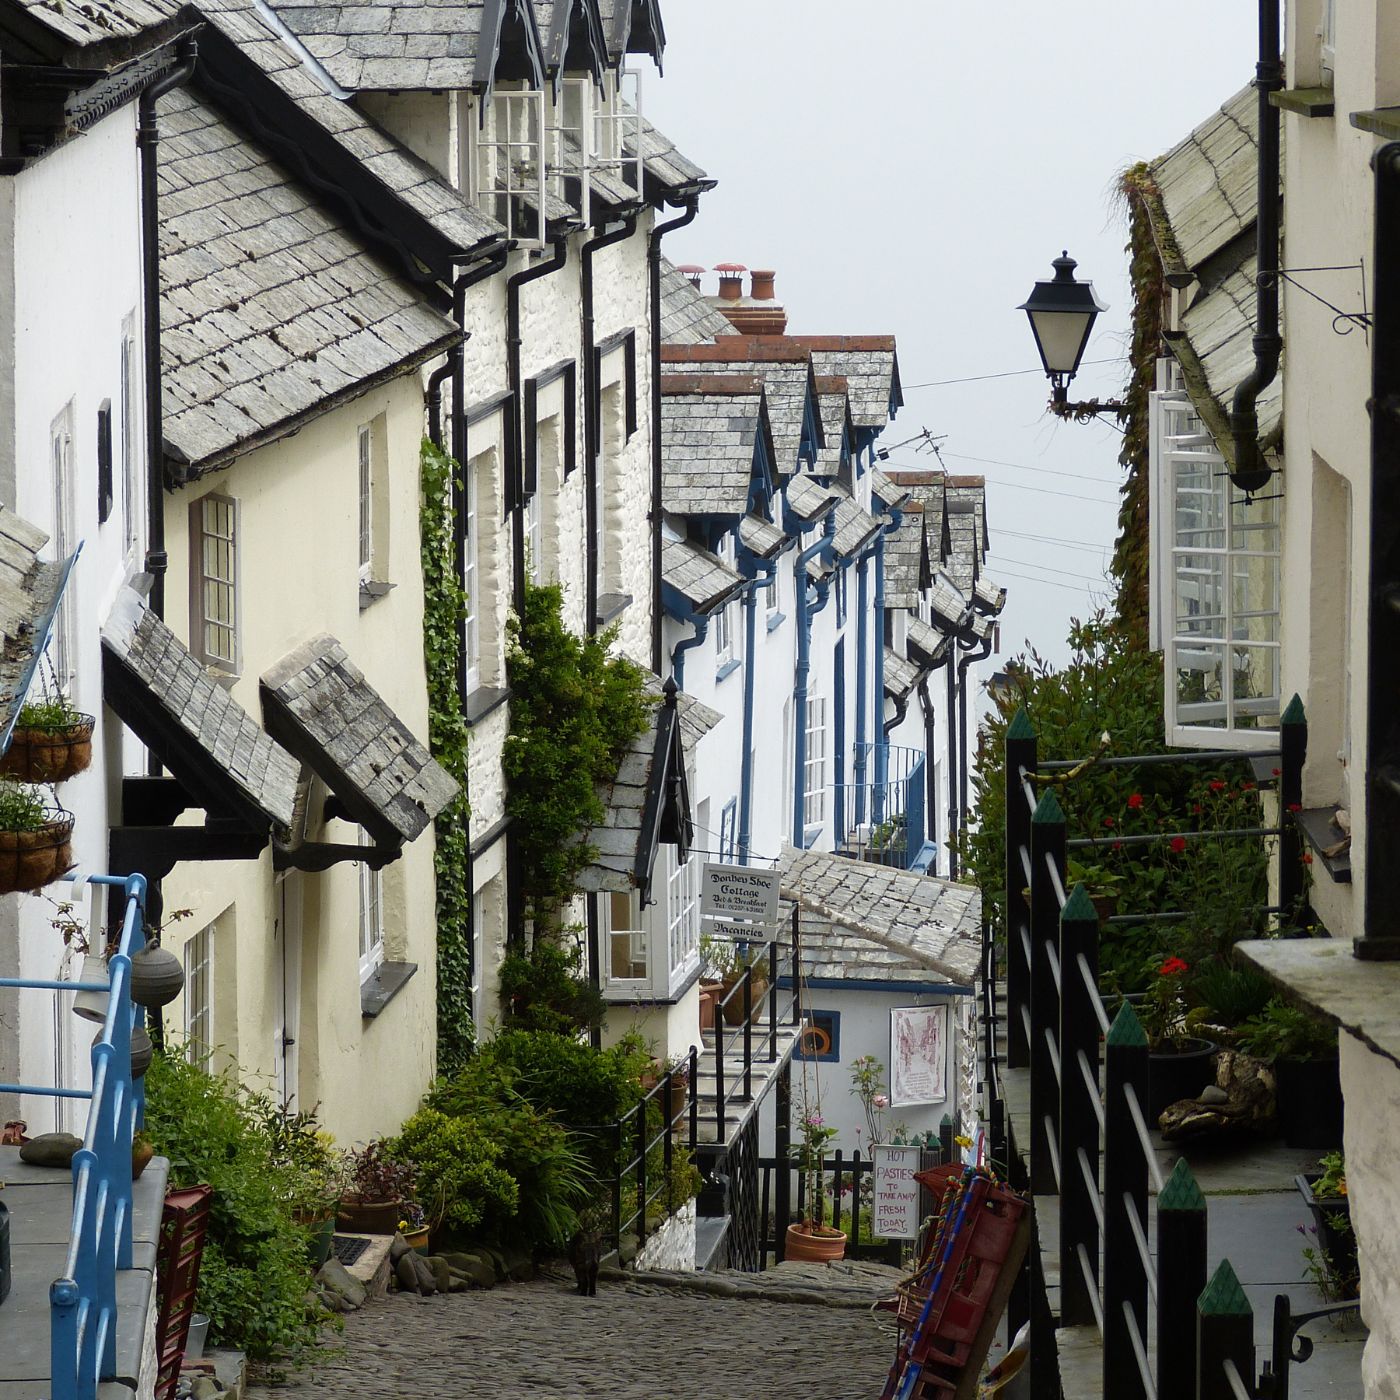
[
  {"left": 428, "top": 1256, "right": 452, "bottom": 1292},
  {"left": 190, "top": 1377, "right": 221, "bottom": 1400},
  {"left": 315, "top": 1258, "right": 366, "bottom": 1310},
  {"left": 388, "top": 1232, "right": 412, "bottom": 1263},
  {"left": 1198, "top": 1085, "right": 1230, "bottom": 1105},
  {"left": 445, "top": 1253, "right": 496, "bottom": 1288},
  {"left": 395, "top": 1255, "right": 422, "bottom": 1293},
  {"left": 19, "top": 1132, "right": 82, "bottom": 1168},
  {"left": 412, "top": 1253, "right": 437, "bottom": 1295}
]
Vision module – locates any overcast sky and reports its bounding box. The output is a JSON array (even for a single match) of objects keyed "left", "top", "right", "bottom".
[{"left": 646, "top": 1, "right": 1260, "bottom": 671}]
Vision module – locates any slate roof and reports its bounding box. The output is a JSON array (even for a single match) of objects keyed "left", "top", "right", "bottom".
[
  {"left": 596, "top": 0, "right": 663, "bottom": 65},
  {"left": 662, "top": 342, "right": 817, "bottom": 475},
  {"left": 926, "top": 576, "right": 968, "bottom": 634},
  {"left": 908, "top": 613, "right": 953, "bottom": 667},
  {"left": 871, "top": 468, "right": 910, "bottom": 511},
  {"left": 790, "top": 336, "right": 902, "bottom": 430},
  {"left": 1143, "top": 83, "right": 1282, "bottom": 446},
  {"left": 662, "top": 537, "right": 744, "bottom": 615},
  {"left": 660, "top": 375, "right": 771, "bottom": 517},
  {"left": 973, "top": 576, "right": 1007, "bottom": 616},
  {"left": 884, "top": 647, "right": 922, "bottom": 704},
  {"left": 0, "top": 510, "right": 68, "bottom": 750},
  {"left": 831, "top": 489, "right": 882, "bottom": 559},
  {"left": 943, "top": 479, "right": 987, "bottom": 594},
  {"left": 659, "top": 258, "right": 736, "bottom": 346},
  {"left": 533, "top": 0, "right": 606, "bottom": 78},
  {"left": 101, "top": 587, "right": 300, "bottom": 830},
  {"left": 780, "top": 845, "right": 981, "bottom": 987},
  {"left": 882, "top": 499, "right": 925, "bottom": 610},
  {"left": 738, "top": 513, "right": 786, "bottom": 559},
  {"left": 813, "top": 382, "right": 852, "bottom": 476},
  {"left": 578, "top": 678, "right": 721, "bottom": 895},
  {"left": 9, "top": 0, "right": 181, "bottom": 50},
  {"left": 260, "top": 634, "right": 456, "bottom": 845},
  {"left": 784, "top": 474, "right": 841, "bottom": 525},
  {"left": 158, "top": 88, "right": 460, "bottom": 474},
  {"left": 626, "top": 108, "right": 708, "bottom": 193},
  {"left": 200, "top": 0, "right": 505, "bottom": 256}
]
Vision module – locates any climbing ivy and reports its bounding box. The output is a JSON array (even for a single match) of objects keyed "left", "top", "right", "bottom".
[
  {"left": 1111, "top": 162, "right": 1167, "bottom": 646},
  {"left": 504, "top": 579, "right": 652, "bottom": 934},
  {"left": 420, "top": 438, "right": 474, "bottom": 1074}
]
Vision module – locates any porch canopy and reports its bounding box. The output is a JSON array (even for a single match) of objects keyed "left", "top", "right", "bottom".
[
  {"left": 576, "top": 676, "right": 720, "bottom": 904},
  {"left": 778, "top": 845, "right": 981, "bottom": 988},
  {"left": 102, "top": 586, "right": 301, "bottom": 876},
  {"left": 883, "top": 647, "right": 924, "bottom": 706},
  {"left": 260, "top": 633, "right": 458, "bottom": 868}
]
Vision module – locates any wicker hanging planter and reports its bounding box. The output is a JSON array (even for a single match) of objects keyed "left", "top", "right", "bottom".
[
  {"left": 0, "top": 715, "right": 94, "bottom": 784},
  {"left": 0, "top": 811, "right": 74, "bottom": 894}
]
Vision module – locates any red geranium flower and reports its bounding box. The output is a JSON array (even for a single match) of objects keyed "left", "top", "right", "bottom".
[
  {"left": 1170, "top": 835, "right": 1187, "bottom": 853},
  {"left": 1104, "top": 816, "right": 1115, "bottom": 828},
  {"left": 1271, "top": 768, "right": 1282, "bottom": 777},
  {"left": 1242, "top": 782, "right": 1256, "bottom": 792},
  {"left": 1159, "top": 956, "right": 1190, "bottom": 976},
  {"left": 1209, "top": 779, "right": 1226, "bottom": 792},
  {"left": 1112, "top": 841, "right": 1123, "bottom": 851},
  {"left": 1127, "top": 793, "right": 1143, "bottom": 810},
  {"left": 1287, "top": 802, "right": 1302, "bottom": 814}
]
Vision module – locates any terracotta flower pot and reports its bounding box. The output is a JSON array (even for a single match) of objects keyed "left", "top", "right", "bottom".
[
  {"left": 785, "top": 1222, "right": 847, "bottom": 1263},
  {"left": 402, "top": 1225, "right": 432, "bottom": 1254},
  {"left": 132, "top": 1137, "right": 155, "bottom": 1180},
  {"left": 669, "top": 1077, "right": 690, "bottom": 1127},
  {"left": 0, "top": 717, "right": 94, "bottom": 784},
  {"left": 698, "top": 981, "right": 723, "bottom": 1032},
  {"left": 0, "top": 816, "right": 74, "bottom": 895},
  {"left": 721, "top": 976, "right": 769, "bottom": 1026}
]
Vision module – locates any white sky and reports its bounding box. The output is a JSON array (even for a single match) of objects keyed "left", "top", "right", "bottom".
[{"left": 645, "top": 1, "right": 1260, "bottom": 670}]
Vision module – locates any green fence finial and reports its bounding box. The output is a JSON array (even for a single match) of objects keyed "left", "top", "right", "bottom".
[
  {"left": 1158, "top": 1157, "right": 1206, "bottom": 1212},
  {"left": 1281, "top": 694, "right": 1306, "bottom": 725},
  {"left": 1032, "top": 790, "right": 1065, "bottom": 826},
  {"left": 1007, "top": 708, "right": 1035, "bottom": 741},
  {"left": 1061, "top": 884, "right": 1097, "bottom": 923},
  {"left": 1198, "top": 1259, "right": 1252, "bottom": 1316},
  {"left": 1106, "top": 999, "right": 1148, "bottom": 1048}
]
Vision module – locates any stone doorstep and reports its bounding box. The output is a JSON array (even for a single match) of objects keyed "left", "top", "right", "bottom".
[
  {"left": 338, "top": 1234, "right": 393, "bottom": 1299},
  {"left": 209, "top": 1349, "right": 247, "bottom": 1400}
]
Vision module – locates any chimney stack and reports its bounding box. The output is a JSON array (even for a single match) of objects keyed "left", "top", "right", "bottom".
[
  {"left": 714, "top": 262, "right": 747, "bottom": 302},
  {"left": 708, "top": 263, "right": 787, "bottom": 336}
]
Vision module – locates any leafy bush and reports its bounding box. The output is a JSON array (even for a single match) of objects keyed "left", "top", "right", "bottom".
[
  {"left": 142, "top": 1054, "right": 325, "bottom": 1362},
  {"left": 1238, "top": 999, "right": 1338, "bottom": 1060},
  {"left": 498, "top": 940, "right": 607, "bottom": 1035},
  {"left": 390, "top": 1108, "right": 519, "bottom": 1237},
  {"left": 1189, "top": 965, "right": 1275, "bottom": 1028}
]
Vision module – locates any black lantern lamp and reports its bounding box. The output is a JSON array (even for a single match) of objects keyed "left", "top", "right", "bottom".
[{"left": 1020, "top": 252, "right": 1124, "bottom": 421}]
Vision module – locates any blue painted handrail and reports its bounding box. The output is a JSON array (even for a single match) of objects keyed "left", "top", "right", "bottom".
[{"left": 3, "top": 871, "right": 148, "bottom": 1400}]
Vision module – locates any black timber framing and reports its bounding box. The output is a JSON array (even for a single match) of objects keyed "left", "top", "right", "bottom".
[{"left": 633, "top": 682, "right": 691, "bottom": 903}]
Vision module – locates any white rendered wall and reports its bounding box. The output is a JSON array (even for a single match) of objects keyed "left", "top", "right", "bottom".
[{"left": 0, "top": 109, "right": 148, "bottom": 1130}]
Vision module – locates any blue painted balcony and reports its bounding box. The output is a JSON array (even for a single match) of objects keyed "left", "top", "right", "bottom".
[{"left": 834, "top": 743, "right": 935, "bottom": 873}]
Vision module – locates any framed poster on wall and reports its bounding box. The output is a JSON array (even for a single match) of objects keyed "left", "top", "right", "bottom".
[{"left": 890, "top": 1004, "right": 948, "bottom": 1106}]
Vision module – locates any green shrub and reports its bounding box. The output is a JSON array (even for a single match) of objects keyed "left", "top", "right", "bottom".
[
  {"left": 498, "top": 941, "right": 608, "bottom": 1035},
  {"left": 1238, "top": 999, "right": 1338, "bottom": 1060},
  {"left": 390, "top": 1108, "right": 519, "bottom": 1237},
  {"left": 1189, "top": 965, "right": 1275, "bottom": 1028},
  {"left": 142, "top": 1054, "right": 326, "bottom": 1362}
]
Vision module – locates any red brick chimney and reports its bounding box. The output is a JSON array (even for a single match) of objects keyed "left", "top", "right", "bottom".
[{"left": 711, "top": 265, "right": 787, "bottom": 336}]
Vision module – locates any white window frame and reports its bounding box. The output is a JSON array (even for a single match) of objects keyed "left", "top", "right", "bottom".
[
  {"left": 357, "top": 423, "right": 373, "bottom": 584},
  {"left": 121, "top": 313, "right": 142, "bottom": 567},
  {"left": 184, "top": 920, "right": 214, "bottom": 1067},
  {"left": 193, "top": 492, "right": 240, "bottom": 674},
  {"left": 1149, "top": 364, "right": 1281, "bottom": 750},
  {"left": 470, "top": 86, "right": 547, "bottom": 250},
  {"left": 553, "top": 76, "right": 594, "bottom": 225},
  {"left": 593, "top": 67, "right": 644, "bottom": 194},
  {"left": 804, "top": 695, "right": 827, "bottom": 828},
  {"left": 602, "top": 888, "right": 649, "bottom": 994},
  {"left": 48, "top": 402, "right": 77, "bottom": 695},
  {"left": 358, "top": 831, "right": 385, "bottom": 983},
  {"left": 663, "top": 847, "right": 701, "bottom": 993},
  {"left": 464, "top": 450, "right": 483, "bottom": 691},
  {"left": 714, "top": 534, "right": 737, "bottom": 669}
]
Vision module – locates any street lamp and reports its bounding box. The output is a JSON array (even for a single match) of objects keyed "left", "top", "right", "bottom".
[{"left": 1019, "top": 252, "right": 1124, "bottom": 421}]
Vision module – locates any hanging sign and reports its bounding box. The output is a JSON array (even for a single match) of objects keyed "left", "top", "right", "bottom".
[
  {"left": 890, "top": 1004, "right": 949, "bottom": 1106},
  {"left": 700, "top": 862, "right": 781, "bottom": 924},
  {"left": 871, "top": 1144, "right": 923, "bottom": 1240}
]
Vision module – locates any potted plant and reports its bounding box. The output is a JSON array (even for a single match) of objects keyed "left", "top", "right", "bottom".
[
  {"left": 253, "top": 1098, "right": 342, "bottom": 1266},
  {"left": 397, "top": 1201, "right": 431, "bottom": 1254},
  {"left": 1239, "top": 999, "right": 1342, "bottom": 1148},
  {"left": 720, "top": 946, "right": 770, "bottom": 1027},
  {"left": 850, "top": 1054, "right": 891, "bottom": 1148},
  {"left": 1138, "top": 955, "right": 1218, "bottom": 1119},
  {"left": 1065, "top": 856, "right": 1126, "bottom": 922},
  {"left": 664, "top": 1053, "right": 691, "bottom": 1128},
  {"left": 0, "top": 781, "right": 73, "bottom": 894},
  {"left": 1295, "top": 1150, "right": 1357, "bottom": 1299},
  {"left": 697, "top": 932, "right": 727, "bottom": 1032},
  {"left": 336, "top": 1140, "right": 416, "bottom": 1235},
  {"left": 0, "top": 697, "right": 94, "bottom": 783},
  {"left": 786, "top": 1105, "right": 845, "bottom": 1262}
]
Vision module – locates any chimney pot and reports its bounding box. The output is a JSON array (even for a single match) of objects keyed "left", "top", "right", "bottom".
[
  {"left": 750, "top": 269, "right": 776, "bottom": 301},
  {"left": 714, "top": 263, "right": 746, "bottom": 302}
]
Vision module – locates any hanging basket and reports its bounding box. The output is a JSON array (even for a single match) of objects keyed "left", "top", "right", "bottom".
[
  {"left": 0, "top": 814, "right": 74, "bottom": 894},
  {"left": 0, "top": 716, "right": 94, "bottom": 784}
]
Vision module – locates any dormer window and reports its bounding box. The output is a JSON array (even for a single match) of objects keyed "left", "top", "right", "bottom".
[
  {"left": 549, "top": 70, "right": 644, "bottom": 224},
  {"left": 469, "top": 85, "right": 546, "bottom": 247}
]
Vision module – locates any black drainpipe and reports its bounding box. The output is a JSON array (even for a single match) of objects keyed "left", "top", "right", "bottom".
[
  {"left": 945, "top": 646, "right": 959, "bottom": 876},
  {"left": 138, "top": 37, "right": 198, "bottom": 620},
  {"left": 1227, "top": 0, "right": 1283, "bottom": 494},
  {"left": 426, "top": 362, "right": 452, "bottom": 449},
  {"left": 580, "top": 209, "right": 640, "bottom": 633},
  {"left": 648, "top": 194, "right": 701, "bottom": 668},
  {"left": 952, "top": 633, "right": 993, "bottom": 879}
]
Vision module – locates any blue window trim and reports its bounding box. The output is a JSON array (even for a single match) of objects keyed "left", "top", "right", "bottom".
[
  {"left": 766, "top": 609, "right": 787, "bottom": 633},
  {"left": 715, "top": 656, "right": 742, "bottom": 683},
  {"left": 719, "top": 798, "right": 738, "bottom": 862},
  {"left": 796, "top": 1009, "right": 841, "bottom": 1062}
]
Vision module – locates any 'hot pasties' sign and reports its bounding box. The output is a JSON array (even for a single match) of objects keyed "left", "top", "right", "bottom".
[{"left": 871, "top": 1144, "right": 923, "bottom": 1240}]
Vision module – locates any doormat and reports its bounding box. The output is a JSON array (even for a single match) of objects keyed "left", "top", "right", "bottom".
[{"left": 331, "top": 1236, "right": 371, "bottom": 1267}]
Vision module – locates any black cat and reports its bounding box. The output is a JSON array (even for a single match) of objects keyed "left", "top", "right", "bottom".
[{"left": 568, "top": 1227, "right": 600, "bottom": 1296}]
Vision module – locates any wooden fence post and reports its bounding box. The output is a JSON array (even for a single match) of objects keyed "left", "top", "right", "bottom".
[
  {"left": 1103, "top": 1001, "right": 1149, "bottom": 1400},
  {"left": 1005, "top": 709, "right": 1037, "bottom": 1069},
  {"left": 1059, "top": 884, "right": 1100, "bottom": 1328},
  {"left": 1029, "top": 790, "right": 1066, "bottom": 1197},
  {"left": 1158, "top": 1158, "right": 1208, "bottom": 1400},
  {"left": 1197, "top": 1260, "right": 1255, "bottom": 1400}
]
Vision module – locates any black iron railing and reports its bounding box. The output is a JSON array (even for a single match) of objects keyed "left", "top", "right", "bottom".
[{"left": 992, "top": 703, "right": 1353, "bottom": 1399}]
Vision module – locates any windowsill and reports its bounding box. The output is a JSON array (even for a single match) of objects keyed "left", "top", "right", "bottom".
[
  {"left": 1295, "top": 806, "right": 1352, "bottom": 883},
  {"left": 601, "top": 961, "right": 702, "bottom": 1007},
  {"left": 203, "top": 664, "right": 240, "bottom": 690},
  {"left": 595, "top": 592, "right": 632, "bottom": 627},
  {"left": 465, "top": 685, "right": 511, "bottom": 727},
  {"left": 359, "top": 579, "right": 395, "bottom": 611},
  {"left": 1238, "top": 937, "right": 1400, "bottom": 1070},
  {"left": 361, "top": 959, "right": 418, "bottom": 1018},
  {"left": 766, "top": 611, "right": 786, "bottom": 633},
  {"left": 1351, "top": 107, "right": 1400, "bottom": 139},
  {"left": 1270, "top": 87, "right": 1335, "bottom": 117},
  {"left": 715, "top": 657, "right": 742, "bottom": 683}
]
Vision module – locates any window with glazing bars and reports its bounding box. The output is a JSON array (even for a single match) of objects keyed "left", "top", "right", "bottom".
[
  {"left": 358, "top": 831, "right": 385, "bottom": 982},
  {"left": 665, "top": 846, "right": 700, "bottom": 983},
  {"left": 48, "top": 402, "right": 76, "bottom": 693},
  {"left": 195, "top": 493, "right": 239, "bottom": 671},
  {"left": 719, "top": 798, "right": 737, "bottom": 862},
  {"left": 358, "top": 424, "right": 373, "bottom": 582},
  {"left": 184, "top": 920, "right": 214, "bottom": 1066},
  {"left": 804, "top": 696, "right": 827, "bottom": 827},
  {"left": 473, "top": 88, "right": 546, "bottom": 247}
]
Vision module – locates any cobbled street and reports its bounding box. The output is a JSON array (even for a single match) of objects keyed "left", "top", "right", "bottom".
[{"left": 248, "top": 1268, "right": 899, "bottom": 1399}]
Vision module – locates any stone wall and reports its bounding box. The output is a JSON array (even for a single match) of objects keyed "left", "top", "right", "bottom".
[{"left": 634, "top": 1200, "right": 697, "bottom": 1273}]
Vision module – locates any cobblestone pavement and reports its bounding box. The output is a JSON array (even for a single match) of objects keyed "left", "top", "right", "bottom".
[{"left": 249, "top": 1267, "right": 901, "bottom": 1399}]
